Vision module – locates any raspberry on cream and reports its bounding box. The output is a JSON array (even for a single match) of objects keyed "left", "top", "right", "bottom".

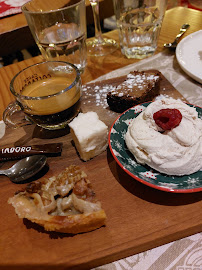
[{"left": 125, "top": 98, "right": 202, "bottom": 176}]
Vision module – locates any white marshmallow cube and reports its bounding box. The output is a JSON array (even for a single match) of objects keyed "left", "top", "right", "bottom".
[{"left": 69, "top": 112, "right": 108, "bottom": 161}]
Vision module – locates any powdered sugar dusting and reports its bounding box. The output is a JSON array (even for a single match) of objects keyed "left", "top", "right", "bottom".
[
  {"left": 82, "top": 71, "right": 160, "bottom": 108},
  {"left": 82, "top": 84, "right": 116, "bottom": 108},
  {"left": 111, "top": 72, "right": 160, "bottom": 95},
  {"left": 155, "top": 94, "right": 183, "bottom": 102}
]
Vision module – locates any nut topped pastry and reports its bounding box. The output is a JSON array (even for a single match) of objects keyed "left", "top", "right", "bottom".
[
  {"left": 107, "top": 70, "right": 161, "bottom": 112},
  {"left": 8, "top": 165, "right": 106, "bottom": 234}
]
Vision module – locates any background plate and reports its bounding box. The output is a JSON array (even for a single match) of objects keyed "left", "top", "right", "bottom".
[
  {"left": 176, "top": 30, "right": 202, "bottom": 84},
  {"left": 109, "top": 102, "right": 202, "bottom": 193}
]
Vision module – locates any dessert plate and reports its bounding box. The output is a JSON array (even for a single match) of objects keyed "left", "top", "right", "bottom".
[
  {"left": 176, "top": 30, "right": 202, "bottom": 84},
  {"left": 109, "top": 102, "right": 202, "bottom": 193}
]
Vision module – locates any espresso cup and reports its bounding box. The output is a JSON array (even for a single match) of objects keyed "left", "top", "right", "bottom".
[{"left": 3, "top": 61, "right": 82, "bottom": 130}]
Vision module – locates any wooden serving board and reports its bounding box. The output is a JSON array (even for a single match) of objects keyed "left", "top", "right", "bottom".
[{"left": 0, "top": 73, "right": 201, "bottom": 270}]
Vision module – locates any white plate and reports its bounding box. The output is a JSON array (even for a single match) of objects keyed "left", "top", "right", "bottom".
[{"left": 176, "top": 30, "right": 202, "bottom": 84}]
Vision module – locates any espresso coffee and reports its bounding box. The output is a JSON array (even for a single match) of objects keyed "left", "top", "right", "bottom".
[{"left": 21, "top": 76, "right": 81, "bottom": 128}]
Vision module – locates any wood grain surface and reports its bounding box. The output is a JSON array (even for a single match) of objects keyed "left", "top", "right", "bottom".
[
  {"left": 0, "top": 73, "right": 201, "bottom": 270},
  {"left": 0, "top": 7, "right": 201, "bottom": 120},
  {"left": 0, "top": 7, "right": 202, "bottom": 270}
]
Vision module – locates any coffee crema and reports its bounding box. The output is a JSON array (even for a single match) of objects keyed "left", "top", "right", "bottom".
[{"left": 20, "top": 76, "right": 81, "bottom": 127}]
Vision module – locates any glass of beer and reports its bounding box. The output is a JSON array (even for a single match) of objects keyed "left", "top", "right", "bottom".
[
  {"left": 21, "top": 0, "right": 87, "bottom": 73},
  {"left": 3, "top": 61, "right": 82, "bottom": 130}
]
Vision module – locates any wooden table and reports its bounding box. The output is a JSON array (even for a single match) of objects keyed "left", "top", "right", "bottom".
[
  {"left": 0, "top": 0, "right": 114, "bottom": 56},
  {"left": 0, "top": 7, "right": 202, "bottom": 270},
  {"left": 0, "top": 7, "right": 201, "bottom": 119}
]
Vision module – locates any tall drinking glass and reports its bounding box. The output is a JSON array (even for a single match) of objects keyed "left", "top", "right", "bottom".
[
  {"left": 113, "top": 0, "right": 167, "bottom": 59},
  {"left": 86, "top": 0, "right": 118, "bottom": 56},
  {"left": 22, "top": 0, "right": 87, "bottom": 73}
]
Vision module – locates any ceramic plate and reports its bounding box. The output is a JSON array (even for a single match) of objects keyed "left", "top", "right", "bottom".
[
  {"left": 109, "top": 102, "right": 202, "bottom": 193},
  {"left": 176, "top": 30, "right": 202, "bottom": 84}
]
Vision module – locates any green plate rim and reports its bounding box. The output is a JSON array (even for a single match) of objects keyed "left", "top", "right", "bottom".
[{"left": 109, "top": 102, "right": 202, "bottom": 193}]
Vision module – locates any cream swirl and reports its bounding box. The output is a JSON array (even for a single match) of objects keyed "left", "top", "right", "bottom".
[{"left": 125, "top": 98, "right": 202, "bottom": 176}]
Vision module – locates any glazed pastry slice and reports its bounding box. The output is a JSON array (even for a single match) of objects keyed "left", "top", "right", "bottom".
[{"left": 8, "top": 165, "right": 106, "bottom": 234}]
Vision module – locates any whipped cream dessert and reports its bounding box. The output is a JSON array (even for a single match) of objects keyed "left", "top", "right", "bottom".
[{"left": 125, "top": 98, "right": 202, "bottom": 176}]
